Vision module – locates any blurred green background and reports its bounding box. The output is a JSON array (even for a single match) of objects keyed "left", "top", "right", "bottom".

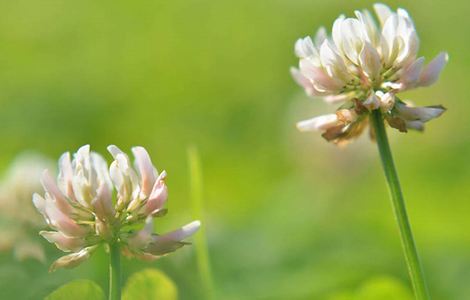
[{"left": 0, "top": 0, "right": 468, "bottom": 299}]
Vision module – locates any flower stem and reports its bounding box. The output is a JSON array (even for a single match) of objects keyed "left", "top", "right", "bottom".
[
  {"left": 370, "top": 109, "right": 430, "bottom": 300},
  {"left": 109, "top": 242, "right": 121, "bottom": 300}
]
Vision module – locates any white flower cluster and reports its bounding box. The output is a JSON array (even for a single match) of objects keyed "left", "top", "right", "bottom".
[
  {"left": 292, "top": 3, "right": 448, "bottom": 144},
  {"left": 33, "top": 145, "right": 200, "bottom": 271},
  {"left": 0, "top": 154, "right": 52, "bottom": 262}
]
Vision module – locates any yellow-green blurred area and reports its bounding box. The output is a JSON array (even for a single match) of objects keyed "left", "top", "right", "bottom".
[{"left": 0, "top": 0, "right": 468, "bottom": 299}]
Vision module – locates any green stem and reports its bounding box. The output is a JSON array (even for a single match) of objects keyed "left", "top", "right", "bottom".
[
  {"left": 188, "top": 146, "right": 216, "bottom": 300},
  {"left": 370, "top": 109, "right": 430, "bottom": 300},
  {"left": 109, "top": 242, "right": 121, "bottom": 300}
]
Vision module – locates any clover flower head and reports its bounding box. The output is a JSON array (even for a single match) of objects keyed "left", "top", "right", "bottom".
[
  {"left": 33, "top": 145, "right": 200, "bottom": 271},
  {"left": 0, "top": 154, "right": 53, "bottom": 262},
  {"left": 291, "top": 3, "right": 448, "bottom": 144}
]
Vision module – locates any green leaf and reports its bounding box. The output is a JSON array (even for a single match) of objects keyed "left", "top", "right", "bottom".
[
  {"left": 45, "top": 279, "right": 105, "bottom": 300},
  {"left": 123, "top": 269, "right": 178, "bottom": 300},
  {"left": 355, "top": 276, "right": 413, "bottom": 300}
]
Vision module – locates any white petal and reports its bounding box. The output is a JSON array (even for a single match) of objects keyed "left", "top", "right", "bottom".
[
  {"left": 382, "top": 15, "right": 399, "bottom": 58},
  {"left": 290, "top": 67, "right": 317, "bottom": 96},
  {"left": 57, "top": 152, "right": 74, "bottom": 199},
  {"left": 297, "top": 114, "right": 339, "bottom": 132},
  {"left": 340, "top": 18, "right": 365, "bottom": 64},
  {"left": 332, "top": 15, "right": 345, "bottom": 52},
  {"left": 319, "top": 40, "right": 350, "bottom": 81},
  {"left": 314, "top": 27, "right": 327, "bottom": 46},
  {"left": 90, "top": 153, "right": 112, "bottom": 188},
  {"left": 294, "top": 37, "right": 316, "bottom": 58},
  {"left": 374, "top": 3, "right": 393, "bottom": 26},
  {"left": 32, "top": 193, "right": 48, "bottom": 221},
  {"left": 396, "top": 103, "right": 446, "bottom": 122},
  {"left": 359, "top": 42, "right": 381, "bottom": 80},
  {"left": 355, "top": 9, "right": 379, "bottom": 46},
  {"left": 107, "top": 145, "right": 125, "bottom": 159}
]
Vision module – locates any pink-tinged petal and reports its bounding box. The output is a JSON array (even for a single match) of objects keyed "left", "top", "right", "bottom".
[
  {"left": 49, "top": 247, "right": 95, "bottom": 272},
  {"left": 290, "top": 67, "right": 318, "bottom": 96},
  {"left": 91, "top": 183, "right": 115, "bottom": 221},
  {"left": 45, "top": 201, "right": 87, "bottom": 237},
  {"left": 419, "top": 52, "right": 449, "bottom": 86},
  {"left": 299, "top": 59, "right": 342, "bottom": 91},
  {"left": 297, "top": 114, "right": 339, "bottom": 132},
  {"left": 396, "top": 103, "right": 446, "bottom": 122},
  {"left": 127, "top": 217, "right": 154, "bottom": 250},
  {"left": 40, "top": 231, "right": 85, "bottom": 252},
  {"left": 132, "top": 146, "right": 157, "bottom": 197},
  {"left": 41, "top": 170, "right": 73, "bottom": 215},
  {"left": 374, "top": 3, "right": 393, "bottom": 26},
  {"left": 144, "top": 171, "right": 168, "bottom": 215},
  {"left": 405, "top": 120, "right": 425, "bottom": 131},
  {"left": 145, "top": 221, "right": 200, "bottom": 256},
  {"left": 159, "top": 220, "right": 200, "bottom": 241},
  {"left": 401, "top": 57, "right": 424, "bottom": 87}
]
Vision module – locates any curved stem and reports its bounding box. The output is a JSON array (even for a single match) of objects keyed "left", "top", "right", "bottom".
[
  {"left": 370, "top": 110, "right": 430, "bottom": 300},
  {"left": 109, "top": 242, "right": 121, "bottom": 300}
]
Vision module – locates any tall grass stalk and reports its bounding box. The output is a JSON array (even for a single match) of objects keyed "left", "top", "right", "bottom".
[{"left": 187, "top": 146, "right": 215, "bottom": 300}]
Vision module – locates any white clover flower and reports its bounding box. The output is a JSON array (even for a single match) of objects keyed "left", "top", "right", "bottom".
[
  {"left": 33, "top": 145, "right": 200, "bottom": 271},
  {"left": 0, "top": 153, "right": 53, "bottom": 262},
  {"left": 292, "top": 3, "right": 448, "bottom": 144}
]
